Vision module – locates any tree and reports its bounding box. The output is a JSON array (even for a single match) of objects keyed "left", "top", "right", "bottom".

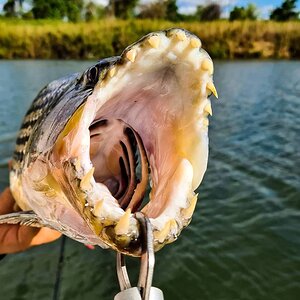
[
  {"left": 31, "top": 0, "right": 83, "bottom": 21},
  {"left": 165, "top": 0, "right": 179, "bottom": 21},
  {"left": 138, "top": 2, "right": 166, "bottom": 19},
  {"left": 67, "top": 0, "right": 83, "bottom": 22},
  {"left": 32, "top": 0, "right": 65, "bottom": 19},
  {"left": 229, "top": 4, "right": 258, "bottom": 21},
  {"left": 3, "top": 0, "right": 16, "bottom": 17},
  {"left": 108, "top": 0, "right": 138, "bottom": 19},
  {"left": 3, "top": 0, "right": 24, "bottom": 17},
  {"left": 246, "top": 3, "right": 258, "bottom": 20},
  {"left": 195, "top": 5, "right": 204, "bottom": 20},
  {"left": 137, "top": 0, "right": 179, "bottom": 21},
  {"left": 85, "top": 1, "right": 105, "bottom": 21},
  {"left": 270, "top": 0, "right": 299, "bottom": 21},
  {"left": 199, "top": 3, "right": 221, "bottom": 21}
]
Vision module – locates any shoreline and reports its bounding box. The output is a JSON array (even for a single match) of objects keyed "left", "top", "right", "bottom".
[{"left": 0, "top": 19, "right": 300, "bottom": 59}]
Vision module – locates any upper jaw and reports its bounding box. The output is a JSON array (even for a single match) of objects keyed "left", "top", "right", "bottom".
[{"left": 53, "top": 28, "right": 217, "bottom": 256}]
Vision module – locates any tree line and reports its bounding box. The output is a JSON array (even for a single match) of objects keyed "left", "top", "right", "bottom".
[{"left": 2, "top": 0, "right": 299, "bottom": 22}]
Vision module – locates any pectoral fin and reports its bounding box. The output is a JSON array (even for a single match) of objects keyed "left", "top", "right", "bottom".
[{"left": 0, "top": 211, "right": 53, "bottom": 228}]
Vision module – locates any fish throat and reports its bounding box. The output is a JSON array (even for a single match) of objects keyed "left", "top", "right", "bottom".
[{"left": 89, "top": 119, "right": 149, "bottom": 213}]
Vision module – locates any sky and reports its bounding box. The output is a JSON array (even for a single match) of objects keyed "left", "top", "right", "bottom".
[{"left": 0, "top": 0, "right": 299, "bottom": 19}]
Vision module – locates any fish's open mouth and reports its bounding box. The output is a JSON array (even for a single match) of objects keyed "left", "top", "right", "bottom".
[{"left": 55, "top": 29, "right": 217, "bottom": 255}]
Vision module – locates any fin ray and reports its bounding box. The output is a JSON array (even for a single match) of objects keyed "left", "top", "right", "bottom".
[{"left": 0, "top": 211, "right": 51, "bottom": 228}]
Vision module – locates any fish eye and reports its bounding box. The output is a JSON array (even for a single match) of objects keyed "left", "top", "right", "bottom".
[{"left": 87, "top": 66, "right": 98, "bottom": 83}]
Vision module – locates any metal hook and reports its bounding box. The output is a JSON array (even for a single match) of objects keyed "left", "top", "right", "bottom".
[{"left": 115, "top": 212, "right": 155, "bottom": 300}]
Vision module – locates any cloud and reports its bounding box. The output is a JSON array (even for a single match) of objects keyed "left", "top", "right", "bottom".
[
  {"left": 89, "top": 0, "right": 109, "bottom": 6},
  {"left": 259, "top": 5, "right": 275, "bottom": 19},
  {"left": 178, "top": 5, "right": 197, "bottom": 15}
]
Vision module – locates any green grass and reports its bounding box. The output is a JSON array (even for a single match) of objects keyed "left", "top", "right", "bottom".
[{"left": 0, "top": 18, "right": 300, "bottom": 59}]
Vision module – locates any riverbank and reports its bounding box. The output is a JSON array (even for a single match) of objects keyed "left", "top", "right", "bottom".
[{"left": 0, "top": 19, "right": 299, "bottom": 59}]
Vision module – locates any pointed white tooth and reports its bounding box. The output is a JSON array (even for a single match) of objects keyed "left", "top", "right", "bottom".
[
  {"left": 126, "top": 49, "right": 136, "bottom": 62},
  {"left": 182, "top": 194, "right": 198, "bottom": 219},
  {"left": 206, "top": 82, "right": 218, "bottom": 99},
  {"left": 190, "top": 37, "right": 201, "bottom": 48},
  {"left": 201, "top": 58, "right": 214, "bottom": 75},
  {"left": 154, "top": 220, "right": 174, "bottom": 243},
  {"left": 203, "top": 118, "right": 209, "bottom": 127},
  {"left": 148, "top": 35, "right": 160, "bottom": 48},
  {"left": 93, "top": 200, "right": 103, "bottom": 217},
  {"left": 176, "top": 31, "right": 186, "bottom": 41},
  {"left": 80, "top": 167, "right": 94, "bottom": 190},
  {"left": 109, "top": 67, "right": 116, "bottom": 78},
  {"left": 204, "top": 102, "right": 213, "bottom": 116},
  {"left": 115, "top": 209, "right": 131, "bottom": 235},
  {"left": 74, "top": 158, "right": 81, "bottom": 171}
]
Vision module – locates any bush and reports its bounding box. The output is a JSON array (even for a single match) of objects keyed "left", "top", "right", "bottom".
[{"left": 0, "top": 19, "right": 299, "bottom": 59}]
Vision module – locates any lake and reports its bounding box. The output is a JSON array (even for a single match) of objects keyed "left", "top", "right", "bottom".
[{"left": 0, "top": 60, "right": 299, "bottom": 300}]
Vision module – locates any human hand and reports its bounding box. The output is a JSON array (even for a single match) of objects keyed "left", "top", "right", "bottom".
[{"left": 0, "top": 188, "right": 62, "bottom": 254}]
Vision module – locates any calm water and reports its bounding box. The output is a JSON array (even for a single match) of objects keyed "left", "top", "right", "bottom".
[{"left": 0, "top": 60, "right": 299, "bottom": 300}]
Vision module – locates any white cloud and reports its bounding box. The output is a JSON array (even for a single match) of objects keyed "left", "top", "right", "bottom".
[
  {"left": 179, "top": 5, "right": 197, "bottom": 15},
  {"left": 89, "top": 0, "right": 109, "bottom": 5},
  {"left": 259, "top": 5, "right": 275, "bottom": 19}
]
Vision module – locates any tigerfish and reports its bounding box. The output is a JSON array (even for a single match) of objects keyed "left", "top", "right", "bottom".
[{"left": 0, "top": 29, "right": 217, "bottom": 256}]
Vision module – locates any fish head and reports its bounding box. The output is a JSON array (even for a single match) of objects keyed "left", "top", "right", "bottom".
[{"left": 11, "top": 29, "right": 218, "bottom": 256}]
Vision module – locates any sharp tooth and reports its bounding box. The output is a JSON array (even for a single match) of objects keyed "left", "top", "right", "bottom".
[
  {"left": 74, "top": 158, "right": 81, "bottom": 171},
  {"left": 93, "top": 200, "right": 103, "bottom": 217},
  {"left": 204, "top": 102, "right": 213, "bottom": 116},
  {"left": 126, "top": 49, "right": 136, "bottom": 62},
  {"left": 80, "top": 167, "right": 94, "bottom": 190},
  {"left": 206, "top": 82, "right": 218, "bottom": 99},
  {"left": 203, "top": 118, "right": 209, "bottom": 127},
  {"left": 201, "top": 58, "right": 214, "bottom": 75},
  {"left": 190, "top": 37, "right": 201, "bottom": 48},
  {"left": 109, "top": 67, "right": 116, "bottom": 78},
  {"left": 115, "top": 209, "right": 131, "bottom": 235},
  {"left": 182, "top": 194, "right": 198, "bottom": 219},
  {"left": 176, "top": 31, "right": 186, "bottom": 41},
  {"left": 148, "top": 36, "right": 160, "bottom": 48},
  {"left": 154, "top": 220, "right": 172, "bottom": 243}
]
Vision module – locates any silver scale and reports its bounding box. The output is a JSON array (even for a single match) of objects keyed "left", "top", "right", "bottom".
[{"left": 114, "top": 213, "right": 164, "bottom": 300}]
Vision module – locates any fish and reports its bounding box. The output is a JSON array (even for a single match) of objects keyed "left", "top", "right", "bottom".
[{"left": 0, "top": 28, "right": 218, "bottom": 256}]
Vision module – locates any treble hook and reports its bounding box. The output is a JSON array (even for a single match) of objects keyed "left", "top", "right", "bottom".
[{"left": 114, "top": 212, "right": 164, "bottom": 300}]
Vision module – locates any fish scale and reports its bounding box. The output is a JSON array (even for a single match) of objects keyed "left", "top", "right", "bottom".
[{"left": 13, "top": 73, "right": 94, "bottom": 172}]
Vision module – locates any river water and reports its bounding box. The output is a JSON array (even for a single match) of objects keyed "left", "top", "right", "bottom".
[{"left": 0, "top": 60, "right": 299, "bottom": 300}]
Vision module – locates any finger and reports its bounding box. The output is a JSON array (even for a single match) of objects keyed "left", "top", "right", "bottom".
[
  {"left": 0, "top": 225, "right": 62, "bottom": 254},
  {"left": 0, "top": 224, "right": 39, "bottom": 254},
  {"left": 0, "top": 188, "right": 15, "bottom": 214},
  {"left": 30, "top": 227, "right": 62, "bottom": 246}
]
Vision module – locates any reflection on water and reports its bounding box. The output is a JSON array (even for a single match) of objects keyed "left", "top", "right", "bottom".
[{"left": 0, "top": 60, "right": 299, "bottom": 300}]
